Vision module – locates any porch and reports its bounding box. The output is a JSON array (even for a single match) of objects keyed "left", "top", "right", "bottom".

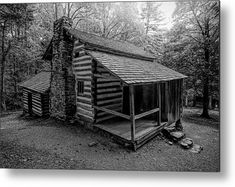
[
  {"left": 94, "top": 117, "right": 168, "bottom": 149},
  {"left": 93, "top": 83, "right": 165, "bottom": 150}
]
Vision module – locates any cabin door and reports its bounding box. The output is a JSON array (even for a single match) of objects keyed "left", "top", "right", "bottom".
[{"left": 28, "top": 92, "right": 33, "bottom": 114}]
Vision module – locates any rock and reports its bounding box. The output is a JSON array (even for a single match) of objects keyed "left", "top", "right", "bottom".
[
  {"left": 168, "top": 141, "right": 173, "bottom": 145},
  {"left": 190, "top": 144, "right": 203, "bottom": 153},
  {"left": 164, "top": 126, "right": 176, "bottom": 132},
  {"left": 175, "top": 119, "right": 183, "bottom": 131},
  {"left": 170, "top": 131, "right": 185, "bottom": 141},
  {"left": 180, "top": 138, "right": 193, "bottom": 149},
  {"left": 88, "top": 142, "right": 98, "bottom": 147}
]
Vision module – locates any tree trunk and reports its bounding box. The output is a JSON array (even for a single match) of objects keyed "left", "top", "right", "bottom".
[
  {"left": 0, "top": 22, "right": 6, "bottom": 113},
  {"left": 209, "top": 95, "right": 212, "bottom": 109},
  {"left": 192, "top": 95, "right": 197, "bottom": 107},
  {"left": 201, "top": 47, "right": 210, "bottom": 118},
  {"left": 185, "top": 90, "right": 188, "bottom": 108}
]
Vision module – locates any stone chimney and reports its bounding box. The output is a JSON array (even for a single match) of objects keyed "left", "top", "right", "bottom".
[{"left": 50, "top": 16, "right": 76, "bottom": 120}]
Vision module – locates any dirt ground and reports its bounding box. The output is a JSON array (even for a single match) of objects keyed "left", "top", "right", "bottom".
[{"left": 0, "top": 108, "right": 220, "bottom": 171}]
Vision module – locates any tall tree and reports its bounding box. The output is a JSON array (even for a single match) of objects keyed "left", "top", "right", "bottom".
[
  {"left": 172, "top": 0, "right": 219, "bottom": 117},
  {"left": 140, "top": 2, "right": 165, "bottom": 56},
  {"left": 141, "top": 2, "right": 164, "bottom": 35},
  {"left": 0, "top": 4, "right": 34, "bottom": 112}
]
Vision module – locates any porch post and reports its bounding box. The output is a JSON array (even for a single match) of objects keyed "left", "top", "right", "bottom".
[
  {"left": 129, "top": 85, "right": 135, "bottom": 142},
  {"left": 158, "top": 82, "right": 161, "bottom": 126}
]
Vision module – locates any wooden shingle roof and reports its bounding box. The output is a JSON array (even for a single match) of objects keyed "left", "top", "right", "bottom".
[
  {"left": 88, "top": 51, "right": 186, "bottom": 85},
  {"left": 67, "top": 28, "right": 154, "bottom": 60},
  {"left": 19, "top": 71, "right": 51, "bottom": 93}
]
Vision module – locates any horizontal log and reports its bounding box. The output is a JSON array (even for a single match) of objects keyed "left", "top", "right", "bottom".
[
  {"left": 94, "top": 74, "right": 119, "bottom": 80},
  {"left": 77, "top": 106, "right": 94, "bottom": 115},
  {"left": 97, "top": 97, "right": 122, "bottom": 105},
  {"left": 84, "top": 81, "right": 92, "bottom": 86},
  {"left": 78, "top": 102, "right": 92, "bottom": 109},
  {"left": 97, "top": 87, "right": 121, "bottom": 94},
  {"left": 75, "top": 70, "right": 92, "bottom": 75},
  {"left": 33, "top": 110, "right": 43, "bottom": 116},
  {"left": 78, "top": 104, "right": 93, "bottom": 112},
  {"left": 32, "top": 93, "right": 41, "bottom": 97},
  {"left": 73, "top": 56, "right": 91, "bottom": 63},
  {"left": 84, "top": 87, "right": 91, "bottom": 92},
  {"left": 97, "top": 92, "right": 122, "bottom": 99},
  {"left": 33, "top": 108, "right": 42, "bottom": 113},
  {"left": 32, "top": 104, "right": 42, "bottom": 110},
  {"left": 97, "top": 89, "right": 122, "bottom": 96},
  {"left": 32, "top": 99, "right": 42, "bottom": 105},
  {"left": 73, "top": 44, "right": 85, "bottom": 51},
  {"left": 134, "top": 107, "right": 159, "bottom": 120},
  {"left": 73, "top": 66, "right": 91, "bottom": 71},
  {"left": 77, "top": 96, "right": 91, "bottom": 102},
  {"left": 77, "top": 108, "right": 94, "bottom": 118},
  {"left": 75, "top": 75, "right": 92, "bottom": 80},
  {"left": 97, "top": 82, "right": 121, "bottom": 88},
  {"left": 94, "top": 106, "right": 129, "bottom": 120},
  {"left": 32, "top": 96, "right": 41, "bottom": 100},
  {"left": 77, "top": 92, "right": 92, "bottom": 98},
  {"left": 73, "top": 62, "right": 91, "bottom": 68}
]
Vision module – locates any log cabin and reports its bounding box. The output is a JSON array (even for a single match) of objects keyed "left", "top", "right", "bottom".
[
  {"left": 19, "top": 71, "right": 51, "bottom": 117},
  {"left": 20, "top": 17, "right": 187, "bottom": 150}
]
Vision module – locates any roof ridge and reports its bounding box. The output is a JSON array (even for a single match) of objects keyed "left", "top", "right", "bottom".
[
  {"left": 65, "top": 27, "right": 155, "bottom": 61},
  {"left": 67, "top": 28, "right": 143, "bottom": 49}
]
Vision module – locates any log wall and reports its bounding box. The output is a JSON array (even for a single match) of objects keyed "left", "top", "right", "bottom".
[
  {"left": 95, "top": 63, "right": 123, "bottom": 123},
  {"left": 73, "top": 39, "right": 123, "bottom": 123},
  {"left": 73, "top": 40, "right": 94, "bottom": 122},
  {"left": 22, "top": 88, "right": 50, "bottom": 116}
]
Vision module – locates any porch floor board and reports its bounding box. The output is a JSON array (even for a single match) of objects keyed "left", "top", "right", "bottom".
[{"left": 94, "top": 118, "right": 167, "bottom": 143}]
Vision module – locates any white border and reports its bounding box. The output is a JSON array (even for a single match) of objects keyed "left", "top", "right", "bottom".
[{"left": 1, "top": 0, "right": 234, "bottom": 186}]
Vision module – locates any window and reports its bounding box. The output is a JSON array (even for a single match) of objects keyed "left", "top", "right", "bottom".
[{"left": 77, "top": 80, "right": 84, "bottom": 96}]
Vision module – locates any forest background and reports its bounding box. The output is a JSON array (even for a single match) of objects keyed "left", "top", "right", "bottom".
[{"left": 0, "top": 1, "right": 219, "bottom": 118}]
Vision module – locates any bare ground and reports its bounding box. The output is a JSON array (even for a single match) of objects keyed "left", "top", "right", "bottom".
[{"left": 0, "top": 108, "right": 220, "bottom": 171}]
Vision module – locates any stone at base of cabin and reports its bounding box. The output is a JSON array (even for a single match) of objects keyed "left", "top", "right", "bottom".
[
  {"left": 175, "top": 119, "right": 183, "bottom": 131},
  {"left": 162, "top": 127, "right": 175, "bottom": 139},
  {"left": 88, "top": 142, "right": 98, "bottom": 147},
  {"left": 179, "top": 138, "right": 193, "bottom": 149},
  {"left": 164, "top": 126, "right": 176, "bottom": 132},
  {"left": 170, "top": 131, "right": 185, "bottom": 142},
  {"left": 190, "top": 144, "right": 203, "bottom": 153}
]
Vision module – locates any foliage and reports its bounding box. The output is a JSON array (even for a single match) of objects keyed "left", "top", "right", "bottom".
[{"left": 163, "top": 0, "right": 219, "bottom": 117}]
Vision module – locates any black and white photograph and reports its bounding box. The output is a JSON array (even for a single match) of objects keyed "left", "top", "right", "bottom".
[{"left": 0, "top": 0, "right": 220, "bottom": 173}]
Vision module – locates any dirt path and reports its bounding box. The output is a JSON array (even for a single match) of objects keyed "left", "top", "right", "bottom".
[{"left": 0, "top": 108, "right": 220, "bottom": 171}]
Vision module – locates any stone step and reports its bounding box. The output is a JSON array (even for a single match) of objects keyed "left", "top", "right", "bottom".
[
  {"left": 169, "top": 131, "right": 185, "bottom": 142},
  {"left": 179, "top": 138, "right": 193, "bottom": 149}
]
